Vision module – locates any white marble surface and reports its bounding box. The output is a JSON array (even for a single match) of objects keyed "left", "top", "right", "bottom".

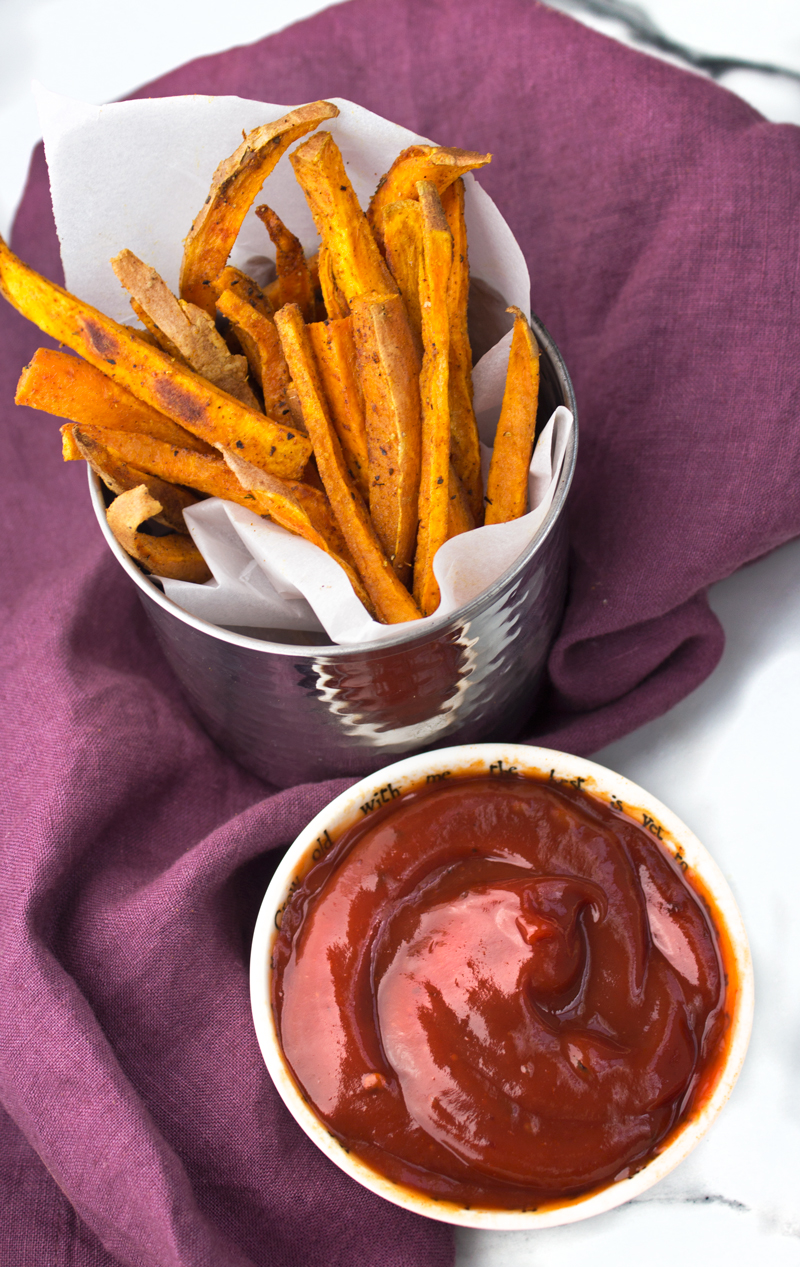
[
  {"left": 2, "top": 2, "right": 799, "bottom": 1263},
  {"left": 550, "top": 0, "right": 800, "bottom": 122}
]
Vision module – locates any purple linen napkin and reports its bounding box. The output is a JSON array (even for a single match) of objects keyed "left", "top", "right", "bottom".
[{"left": 1, "top": 0, "right": 798, "bottom": 1262}]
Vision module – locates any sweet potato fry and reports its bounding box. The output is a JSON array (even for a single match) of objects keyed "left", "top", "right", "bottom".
[
  {"left": 484, "top": 307, "right": 540, "bottom": 525},
  {"left": 62, "top": 423, "right": 199, "bottom": 532},
  {"left": 69, "top": 426, "right": 265, "bottom": 511},
  {"left": 306, "top": 317, "right": 369, "bottom": 502},
  {"left": 274, "top": 303, "right": 422, "bottom": 624},
  {"left": 315, "top": 244, "right": 349, "bottom": 320},
  {"left": 71, "top": 423, "right": 349, "bottom": 568},
  {"left": 349, "top": 292, "right": 421, "bottom": 588},
  {"left": 290, "top": 133, "right": 397, "bottom": 307},
  {"left": 15, "top": 347, "right": 213, "bottom": 453},
  {"left": 305, "top": 249, "right": 320, "bottom": 304},
  {"left": 447, "top": 463, "right": 475, "bottom": 539},
  {"left": 215, "top": 285, "right": 292, "bottom": 418},
  {"left": 279, "top": 249, "right": 326, "bottom": 321},
  {"left": 106, "top": 485, "right": 211, "bottom": 582},
  {"left": 441, "top": 178, "right": 483, "bottom": 524},
  {"left": 368, "top": 145, "right": 491, "bottom": 252},
  {"left": 61, "top": 426, "right": 82, "bottom": 461},
  {"left": 0, "top": 235, "right": 311, "bottom": 478},
  {"left": 219, "top": 446, "right": 341, "bottom": 549},
  {"left": 129, "top": 297, "right": 188, "bottom": 363},
  {"left": 306, "top": 250, "right": 321, "bottom": 291},
  {"left": 209, "top": 266, "right": 274, "bottom": 314},
  {"left": 382, "top": 200, "right": 423, "bottom": 355},
  {"left": 176, "top": 307, "right": 261, "bottom": 406},
  {"left": 218, "top": 446, "right": 374, "bottom": 614},
  {"left": 413, "top": 182, "right": 453, "bottom": 617},
  {"left": 122, "top": 323, "right": 160, "bottom": 350},
  {"left": 255, "top": 205, "right": 315, "bottom": 321},
  {"left": 112, "top": 250, "right": 259, "bottom": 409},
  {"left": 301, "top": 455, "right": 325, "bottom": 492},
  {"left": 283, "top": 382, "right": 308, "bottom": 434},
  {"left": 180, "top": 101, "right": 339, "bottom": 314}
]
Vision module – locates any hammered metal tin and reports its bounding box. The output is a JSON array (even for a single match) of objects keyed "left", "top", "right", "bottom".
[{"left": 89, "top": 312, "right": 577, "bottom": 786}]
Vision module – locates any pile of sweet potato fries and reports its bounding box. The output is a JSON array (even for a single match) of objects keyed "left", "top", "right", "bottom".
[{"left": 0, "top": 100, "right": 541, "bottom": 625}]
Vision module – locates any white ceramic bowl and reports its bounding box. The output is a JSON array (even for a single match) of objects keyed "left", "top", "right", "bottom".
[{"left": 249, "top": 743, "right": 753, "bottom": 1229}]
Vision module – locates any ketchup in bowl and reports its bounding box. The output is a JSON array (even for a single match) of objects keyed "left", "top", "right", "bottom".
[{"left": 271, "top": 767, "right": 739, "bottom": 1212}]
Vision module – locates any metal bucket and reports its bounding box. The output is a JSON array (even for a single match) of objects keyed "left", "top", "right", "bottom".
[{"left": 90, "top": 311, "right": 577, "bottom": 787}]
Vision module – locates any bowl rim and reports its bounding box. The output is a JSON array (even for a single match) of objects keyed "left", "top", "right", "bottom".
[
  {"left": 249, "top": 742, "right": 754, "bottom": 1230},
  {"left": 88, "top": 309, "right": 577, "bottom": 660}
]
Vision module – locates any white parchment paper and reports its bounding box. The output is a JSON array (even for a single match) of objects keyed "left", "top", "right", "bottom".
[{"left": 36, "top": 86, "right": 573, "bottom": 645}]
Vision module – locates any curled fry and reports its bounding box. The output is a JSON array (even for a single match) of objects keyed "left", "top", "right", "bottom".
[
  {"left": 106, "top": 485, "right": 211, "bottom": 582},
  {"left": 62, "top": 423, "right": 199, "bottom": 532}
]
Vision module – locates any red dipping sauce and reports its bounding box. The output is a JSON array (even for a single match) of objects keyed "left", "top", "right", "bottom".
[{"left": 272, "top": 774, "right": 730, "bottom": 1210}]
